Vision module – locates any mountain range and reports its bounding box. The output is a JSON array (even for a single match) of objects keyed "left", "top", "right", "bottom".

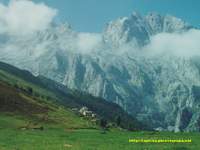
[{"left": 0, "top": 12, "right": 200, "bottom": 132}]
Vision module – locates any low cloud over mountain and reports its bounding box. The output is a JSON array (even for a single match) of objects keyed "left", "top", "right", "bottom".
[{"left": 144, "top": 29, "right": 200, "bottom": 58}]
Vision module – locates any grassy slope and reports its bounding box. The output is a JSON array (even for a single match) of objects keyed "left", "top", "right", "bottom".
[
  {"left": 0, "top": 61, "right": 145, "bottom": 130},
  {"left": 0, "top": 82, "right": 94, "bottom": 130}
]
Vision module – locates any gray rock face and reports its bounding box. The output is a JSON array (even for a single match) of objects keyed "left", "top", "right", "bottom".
[
  {"left": 146, "top": 12, "right": 191, "bottom": 34},
  {"left": 0, "top": 12, "right": 200, "bottom": 132},
  {"left": 146, "top": 12, "right": 164, "bottom": 34},
  {"left": 103, "top": 12, "right": 152, "bottom": 47}
]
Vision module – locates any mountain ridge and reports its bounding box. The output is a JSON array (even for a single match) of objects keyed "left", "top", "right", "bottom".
[{"left": 103, "top": 11, "right": 192, "bottom": 47}]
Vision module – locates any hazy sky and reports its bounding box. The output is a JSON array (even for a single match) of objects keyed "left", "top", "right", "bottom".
[{"left": 0, "top": 0, "right": 200, "bottom": 32}]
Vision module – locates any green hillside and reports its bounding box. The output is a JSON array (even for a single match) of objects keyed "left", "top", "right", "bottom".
[
  {"left": 0, "top": 82, "right": 93, "bottom": 130},
  {"left": 0, "top": 61, "right": 145, "bottom": 131}
]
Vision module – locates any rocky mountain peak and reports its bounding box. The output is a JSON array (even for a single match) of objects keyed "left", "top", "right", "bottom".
[
  {"left": 103, "top": 12, "right": 151, "bottom": 47},
  {"left": 163, "top": 15, "right": 191, "bottom": 32},
  {"left": 103, "top": 12, "right": 192, "bottom": 48}
]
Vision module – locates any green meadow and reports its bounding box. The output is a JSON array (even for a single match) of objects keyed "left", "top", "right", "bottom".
[{"left": 0, "top": 114, "right": 199, "bottom": 150}]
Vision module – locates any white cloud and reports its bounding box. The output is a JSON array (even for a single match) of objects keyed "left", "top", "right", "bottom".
[
  {"left": 76, "top": 33, "right": 102, "bottom": 53},
  {"left": 0, "top": 0, "right": 57, "bottom": 36},
  {"left": 144, "top": 29, "right": 200, "bottom": 58}
]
